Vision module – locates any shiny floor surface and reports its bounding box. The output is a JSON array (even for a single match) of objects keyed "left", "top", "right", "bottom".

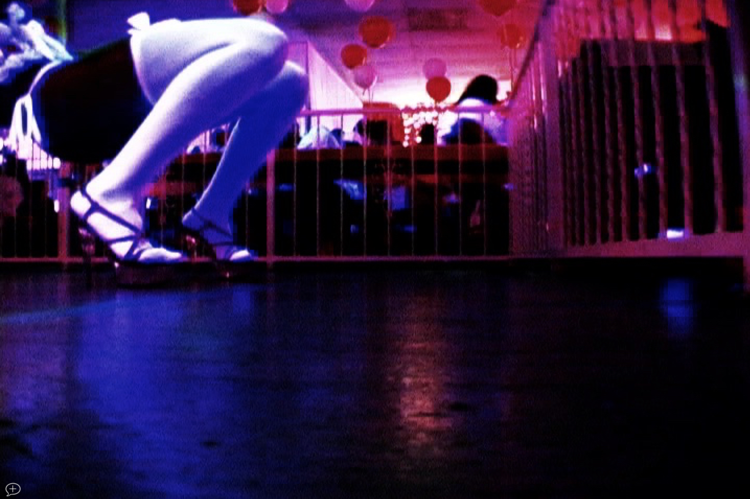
[{"left": 1, "top": 267, "right": 749, "bottom": 498}]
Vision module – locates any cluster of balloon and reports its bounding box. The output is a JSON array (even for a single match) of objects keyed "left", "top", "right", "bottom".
[
  {"left": 340, "top": 2, "right": 395, "bottom": 91},
  {"left": 477, "top": 0, "right": 517, "bottom": 17},
  {"left": 232, "top": 0, "right": 290, "bottom": 15},
  {"left": 423, "top": 58, "right": 450, "bottom": 103}
]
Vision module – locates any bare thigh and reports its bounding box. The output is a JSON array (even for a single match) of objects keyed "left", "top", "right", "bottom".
[{"left": 131, "top": 17, "right": 289, "bottom": 102}]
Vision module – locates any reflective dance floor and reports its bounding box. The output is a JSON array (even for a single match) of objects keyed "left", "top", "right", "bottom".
[{"left": 1, "top": 265, "right": 749, "bottom": 498}]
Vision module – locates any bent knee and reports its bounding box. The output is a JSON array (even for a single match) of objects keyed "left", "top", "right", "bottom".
[
  {"left": 234, "top": 19, "right": 289, "bottom": 66},
  {"left": 281, "top": 63, "right": 309, "bottom": 106}
]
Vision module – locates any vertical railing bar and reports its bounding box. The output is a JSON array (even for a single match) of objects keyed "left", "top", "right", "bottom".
[
  {"left": 42, "top": 160, "right": 46, "bottom": 256},
  {"left": 58, "top": 162, "right": 70, "bottom": 263},
  {"left": 541, "top": 42, "right": 552, "bottom": 253},
  {"left": 529, "top": 59, "right": 537, "bottom": 252},
  {"left": 624, "top": 0, "right": 646, "bottom": 240},
  {"left": 507, "top": 124, "right": 514, "bottom": 255},
  {"left": 240, "top": 124, "right": 250, "bottom": 254},
  {"left": 533, "top": 52, "right": 543, "bottom": 252},
  {"left": 556, "top": 8, "right": 573, "bottom": 247},
  {"left": 1, "top": 158, "right": 5, "bottom": 256},
  {"left": 724, "top": 0, "right": 750, "bottom": 285},
  {"left": 583, "top": 0, "right": 603, "bottom": 245},
  {"left": 528, "top": 99, "right": 534, "bottom": 252},
  {"left": 363, "top": 117, "right": 368, "bottom": 256},
  {"left": 598, "top": 0, "right": 615, "bottom": 243},
  {"left": 292, "top": 119, "right": 298, "bottom": 256},
  {"left": 458, "top": 113, "right": 465, "bottom": 256},
  {"left": 47, "top": 158, "right": 52, "bottom": 255},
  {"left": 433, "top": 114, "right": 439, "bottom": 255},
  {"left": 519, "top": 115, "right": 524, "bottom": 254},
  {"left": 201, "top": 132, "right": 209, "bottom": 255},
  {"left": 410, "top": 121, "right": 416, "bottom": 256},
  {"left": 517, "top": 114, "right": 524, "bottom": 253},
  {"left": 386, "top": 119, "right": 392, "bottom": 256},
  {"left": 244, "top": 177, "right": 250, "bottom": 253},
  {"left": 42, "top": 167, "right": 48, "bottom": 256},
  {"left": 339, "top": 114, "right": 345, "bottom": 256},
  {"left": 20, "top": 154, "right": 27, "bottom": 257},
  {"left": 698, "top": 0, "right": 725, "bottom": 232},
  {"left": 516, "top": 114, "right": 523, "bottom": 253},
  {"left": 644, "top": 0, "right": 667, "bottom": 239},
  {"left": 48, "top": 164, "right": 53, "bottom": 256},
  {"left": 316, "top": 115, "right": 321, "bottom": 256},
  {"left": 265, "top": 149, "right": 276, "bottom": 268},
  {"left": 560, "top": 51, "right": 571, "bottom": 247},
  {"left": 28, "top": 152, "right": 34, "bottom": 256},
  {"left": 43, "top": 154, "right": 47, "bottom": 256},
  {"left": 606, "top": 0, "right": 630, "bottom": 241},
  {"left": 667, "top": 0, "right": 692, "bottom": 237},
  {"left": 571, "top": 0, "right": 591, "bottom": 245},
  {"left": 539, "top": 46, "right": 550, "bottom": 252},
  {"left": 563, "top": 0, "right": 582, "bottom": 246},
  {"left": 481, "top": 109, "right": 488, "bottom": 256},
  {"left": 179, "top": 134, "right": 187, "bottom": 254},
  {"left": 457, "top": 106, "right": 464, "bottom": 255}
]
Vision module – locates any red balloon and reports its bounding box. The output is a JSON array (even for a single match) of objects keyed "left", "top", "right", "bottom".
[
  {"left": 233, "top": 0, "right": 265, "bottom": 16},
  {"left": 426, "top": 76, "right": 451, "bottom": 103},
  {"left": 477, "top": 0, "right": 516, "bottom": 17},
  {"left": 341, "top": 44, "right": 368, "bottom": 69},
  {"left": 359, "top": 16, "right": 394, "bottom": 49}
]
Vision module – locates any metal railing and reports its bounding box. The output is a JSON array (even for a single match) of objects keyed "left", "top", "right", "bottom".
[
  {"left": 0, "top": 106, "right": 510, "bottom": 267},
  {"left": 506, "top": 0, "right": 750, "bottom": 279}
]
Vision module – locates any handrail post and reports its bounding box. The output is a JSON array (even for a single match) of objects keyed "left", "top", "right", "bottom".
[
  {"left": 726, "top": 0, "right": 750, "bottom": 288},
  {"left": 539, "top": 11, "right": 564, "bottom": 256},
  {"left": 265, "top": 150, "right": 276, "bottom": 269}
]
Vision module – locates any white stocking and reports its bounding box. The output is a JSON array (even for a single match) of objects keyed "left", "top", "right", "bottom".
[
  {"left": 191, "top": 61, "right": 308, "bottom": 227},
  {"left": 71, "top": 18, "right": 293, "bottom": 261}
]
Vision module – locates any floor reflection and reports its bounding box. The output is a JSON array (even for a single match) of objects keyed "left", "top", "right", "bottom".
[{"left": 1, "top": 269, "right": 749, "bottom": 497}]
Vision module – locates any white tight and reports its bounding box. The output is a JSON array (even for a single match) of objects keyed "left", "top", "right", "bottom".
[{"left": 86, "top": 17, "right": 308, "bottom": 228}]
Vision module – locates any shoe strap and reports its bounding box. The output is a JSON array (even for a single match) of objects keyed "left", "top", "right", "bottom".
[
  {"left": 187, "top": 209, "right": 247, "bottom": 260},
  {"left": 79, "top": 188, "right": 144, "bottom": 261},
  {"left": 187, "top": 208, "right": 235, "bottom": 245}
]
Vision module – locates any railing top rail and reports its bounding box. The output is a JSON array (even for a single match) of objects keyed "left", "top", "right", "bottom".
[{"left": 298, "top": 104, "right": 507, "bottom": 118}]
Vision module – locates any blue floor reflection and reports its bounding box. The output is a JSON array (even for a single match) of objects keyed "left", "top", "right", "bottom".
[{"left": 1, "top": 268, "right": 749, "bottom": 498}]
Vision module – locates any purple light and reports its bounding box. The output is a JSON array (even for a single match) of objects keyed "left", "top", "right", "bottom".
[{"left": 666, "top": 229, "right": 685, "bottom": 240}]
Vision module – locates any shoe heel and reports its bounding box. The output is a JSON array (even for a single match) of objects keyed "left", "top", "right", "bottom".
[
  {"left": 182, "top": 233, "right": 200, "bottom": 259},
  {"left": 78, "top": 224, "right": 96, "bottom": 287}
]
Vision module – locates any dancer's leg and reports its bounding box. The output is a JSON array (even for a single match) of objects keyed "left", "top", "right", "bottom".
[
  {"left": 182, "top": 61, "right": 308, "bottom": 261},
  {"left": 71, "top": 18, "right": 289, "bottom": 261}
]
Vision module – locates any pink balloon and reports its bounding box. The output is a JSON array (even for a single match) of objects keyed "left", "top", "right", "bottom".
[
  {"left": 344, "top": 0, "right": 376, "bottom": 12},
  {"left": 423, "top": 58, "right": 447, "bottom": 79},
  {"left": 353, "top": 63, "right": 377, "bottom": 89},
  {"left": 266, "top": 0, "right": 289, "bottom": 14}
]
